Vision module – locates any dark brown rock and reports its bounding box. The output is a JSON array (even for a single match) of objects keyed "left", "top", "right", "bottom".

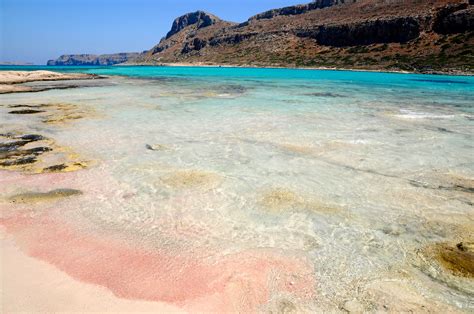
[
  {"left": 302, "top": 17, "right": 420, "bottom": 47},
  {"left": 9, "top": 109, "right": 45, "bottom": 114},
  {"left": 437, "top": 242, "right": 474, "bottom": 278},
  {"left": 434, "top": 5, "right": 474, "bottom": 34}
]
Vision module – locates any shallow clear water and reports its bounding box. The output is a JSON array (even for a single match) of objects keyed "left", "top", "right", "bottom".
[{"left": 1, "top": 66, "right": 473, "bottom": 311}]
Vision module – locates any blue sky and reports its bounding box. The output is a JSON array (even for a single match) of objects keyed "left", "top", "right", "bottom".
[{"left": 1, "top": 0, "right": 305, "bottom": 64}]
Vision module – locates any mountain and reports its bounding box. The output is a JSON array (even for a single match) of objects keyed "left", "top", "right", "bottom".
[
  {"left": 47, "top": 53, "right": 140, "bottom": 66},
  {"left": 134, "top": 0, "right": 473, "bottom": 73},
  {"left": 0, "top": 62, "right": 35, "bottom": 66}
]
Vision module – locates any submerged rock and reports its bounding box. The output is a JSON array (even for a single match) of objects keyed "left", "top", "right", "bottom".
[
  {"left": 260, "top": 188, "right": 301, "bottom": 212},
  {"left": 42, "top": 162, "right": 89, "bottom": 173},
  {"left": 342, "top": 299, "right": 364, "bottom": 313},
  {"left": 42, "top": 164, "right": 68, "bottom": 172},
  {"left": 436, "top": 242, "right": 474, "bottom": 278},
  {"left": 20, "top": 134, "right": 46, "bottom": 141},
  {"left": 8, "top": 189, "right": 83, "bottom": 203},
  {"left": 416, "top": 241, "right": 474, "bottom": 294},
  {"left": 161, "top": 170, "right": 221, "bottom": 190},
  {"left": 0, "top": 132, "right": 90, "bottom": 174},
  {"left": 305, "top": 92, "right": 346, "bottom": 98},
  {"left": 409, "top": 172, "right": 474, "bottom": 194},
  {"left": 8, "top": 109, "right": 45, "bottom": 114},
  {"left": 146, "top": 144, "right": 167, "bottom": 151},
  {"left": 259, "top": 188, "right": 342, "bottom": 215},
  {"left": 0, "top": 132, "right": 53, "bottom": 168},
  {"left": 7, "top": 102, "right": 96, "bottom": 125},
  {"left": 8, "top": 104, "right": 51, "bottom": 108},
  {"left": 363, "top": 279, "right": 460, "bottom": 312}
]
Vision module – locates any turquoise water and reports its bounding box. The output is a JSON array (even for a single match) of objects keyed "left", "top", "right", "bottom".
[
  {"left": 2, "top": 64, "right": 474, "bottom": 85},
  {"left": 1, "top": 66, "right": 473, "bottom": 311}
]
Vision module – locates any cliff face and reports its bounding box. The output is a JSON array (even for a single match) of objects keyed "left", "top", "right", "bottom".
[
  {"left": 137, "top": 0, "right": 473, "bottom": 73},
  {"left": 434, "top": 4, "right": 473, "bottom": 34},
  {"left": 47, "top": 53, "right": 140, "bottom": 66},
  {"left": 165, "top": 11, "right": 221, "bottom": 39},
  {"left": 296, "top": 17, "right": 421, "bottom": 47},
  {"left": 248, "top": 0, "right": 347, "bottom": 21}
]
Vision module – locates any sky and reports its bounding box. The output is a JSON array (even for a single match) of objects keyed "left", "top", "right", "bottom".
[{"left": 1, "top": 0, "right": 306, "bottom": 64}]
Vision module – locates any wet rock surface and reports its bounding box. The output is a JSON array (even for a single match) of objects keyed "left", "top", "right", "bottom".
[
  {"left": 408, "top": 172, "right": 474, "bottom": 195},
  {"left": 0, "top": 70, "right": 106, "bottom": 94},
  {"left": 8, "top": 109, "right": 45, "bottom": 114},
  {"left": 0, "top": 102, "right": 95, "bottom": 173},
  {"left": 146, "top": 144, "right": 167, "bottom": 151},
  {"left": 161, "top": 170, "right": 222, "bottom": 190},
  {"left": 416, "top": 241, "right": 474, "bottom": 294},
  {"left": 3, "top": 102, "right": 97, "bottom": 125},
  {"left": 0, "top": 132, "right": 89, "bottom": 173},
  {"left": 259, "top": 188, "right": 343, "bottom": 215},
  {"left": 435, "top": 242, "right": 474, "bottom": 278},
  {"left": 0, "top": 133, "right": 52, "bottom": 167}
]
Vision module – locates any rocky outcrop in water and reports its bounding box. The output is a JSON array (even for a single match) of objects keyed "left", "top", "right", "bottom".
[{"left": 47, "top": 52, "right": 140, "bottom": 66}]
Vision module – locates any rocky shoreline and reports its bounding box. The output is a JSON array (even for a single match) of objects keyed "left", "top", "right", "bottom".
[{"left": 0, "top": 71, "right": 104, "bottom": 94}]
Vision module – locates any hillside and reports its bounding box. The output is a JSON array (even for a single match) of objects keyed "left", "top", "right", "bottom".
[
  {"left": 135, "top": 0, "right": 473, "bottom": 73},
  {"left": 47, "top": 52, "right": 140, "bottom": 66}
]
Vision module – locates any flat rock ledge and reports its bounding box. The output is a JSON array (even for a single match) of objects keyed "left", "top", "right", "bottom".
[{"left": 0, "top": 70, "right": 103, "bottom": 94}]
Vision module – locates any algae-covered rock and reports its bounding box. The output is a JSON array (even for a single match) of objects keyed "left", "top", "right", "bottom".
[
  {"left": 259, "top": 187, "right": 343, "bottom": 215},
  {"left": 416, "top": 241, "right": 474, "bottom": 294},
  {"left": 146, "top": 144, "right": 167, "bottom": 151},
  {"left": 8, "top": 109, "right": 45, "bottom": 114},
  {"left": 0, "top": 132, "right": 91, "bottom": 174},
  {"left": 436, "top": 242, "right": 474, "bottom": 278},
  {"left": 8, "top": 189, "right": 83, "bottom": 203},
  {"left": 161, "top": 170, "right": 221, "bottom": 190}
]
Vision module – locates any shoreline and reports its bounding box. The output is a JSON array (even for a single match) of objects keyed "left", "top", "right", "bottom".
[
  {"left": 2, "top": 63, "right": 472, "bottom": 77},
  {"left": 119, "top": 62, "right": 474, "bottom": 77},
  {"left": 1, "top": 236, "right": 184, "bottom": 313}
]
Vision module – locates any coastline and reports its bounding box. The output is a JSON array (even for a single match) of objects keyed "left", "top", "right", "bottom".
[
  {"left": 1, "top": 64, "right": 472, "bottom": 77},
  {"left": 120, "top": 62, "right": 474, "bottom": 77}
]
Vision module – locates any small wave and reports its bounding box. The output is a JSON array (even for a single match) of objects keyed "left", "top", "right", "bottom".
[{"left": 395, "top": 110, "right": 456, "bottom": 120}]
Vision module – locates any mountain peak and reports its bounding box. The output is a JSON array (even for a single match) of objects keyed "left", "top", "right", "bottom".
[{"left": 165, "top": 11, "right": 222, "bottom": 39}]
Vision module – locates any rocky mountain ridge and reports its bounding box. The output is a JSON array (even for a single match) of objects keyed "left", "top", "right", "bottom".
[
  {"left": 136, "top": 0, "right": 473, "bottom": 73},
  {"left": 47, "top": 52, "right": 140, "bottom": 66},
  {"left": 47, "top": 0, "right": 473, "bottom": 73}
]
